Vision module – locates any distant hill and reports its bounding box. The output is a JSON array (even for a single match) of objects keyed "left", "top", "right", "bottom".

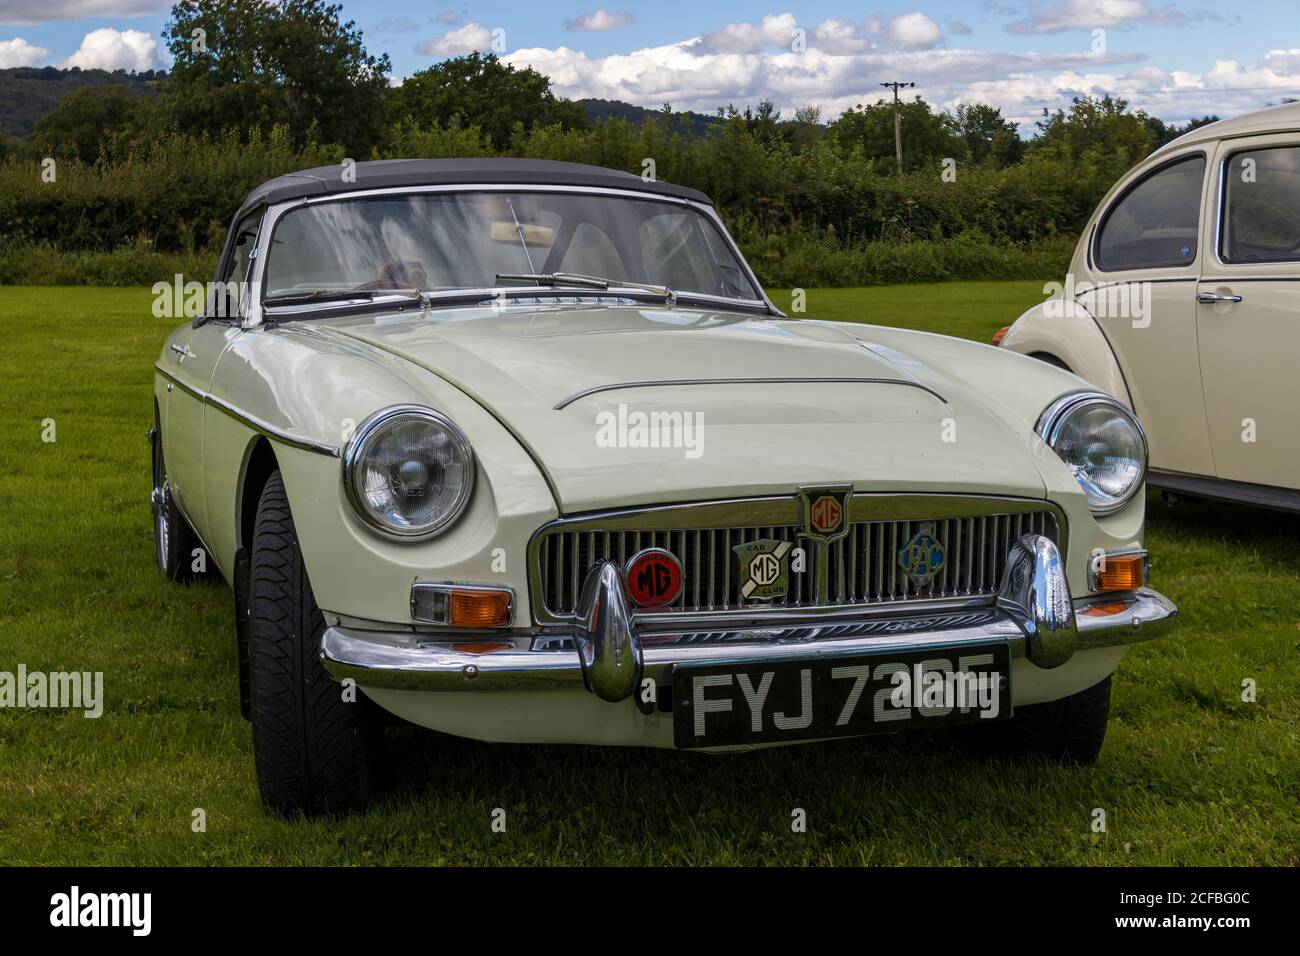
[
  {"left": 0, "top": 67, "right": 162, "bottom": 138},
  {"left": 0, "top": 71, "right": 716, "bottom": 143},
  {"left": 575, "top": 98, "right": 721, "bottom": 136}
]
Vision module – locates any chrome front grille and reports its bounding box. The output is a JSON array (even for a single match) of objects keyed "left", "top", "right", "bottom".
[
  {"left": 538, "top": 526, "right": 817, "bottom": 616},
  {"left": 826, "top": 512, "right": 1057, "bottom": 604},
  {"left": 530, "top": 497, "right": 1061, "bottom": 623}
]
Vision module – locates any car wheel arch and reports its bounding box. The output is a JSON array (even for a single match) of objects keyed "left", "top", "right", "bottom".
[
  {"left": 237, "top": 437, "right": 281, "bottom": 556},
  {"left": 233, "top": 437, "right": 280, "bottom": 721},
  {"left": 1029, "top": 352, "right": 1072, "bottom": 372}
]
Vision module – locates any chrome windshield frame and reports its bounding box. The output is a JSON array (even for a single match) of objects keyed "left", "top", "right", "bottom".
[{"left": 245, "top": 183, "right": 783, "bottom": 328}]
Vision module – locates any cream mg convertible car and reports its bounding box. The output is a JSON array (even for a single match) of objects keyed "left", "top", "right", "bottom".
[
  {"left": 998, "top": 103, "right": 1300, "bottom": 512},
  {"left": 151, "top": 159, "right": 1177, "bottom": 815}
]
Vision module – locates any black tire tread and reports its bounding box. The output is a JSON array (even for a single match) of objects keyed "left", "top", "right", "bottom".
[
  {"left": 1001, "top": 675, "right": 1112, "bottom": 764},
  {"left": 248, "top": 471, "right": 378, "bottom": 816}
]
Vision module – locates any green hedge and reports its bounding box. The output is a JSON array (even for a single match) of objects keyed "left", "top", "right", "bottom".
[
  {"left": 0, "top": 241, "right": 218, "bottom": 286},
  {"left": 0, "top": 118, "right": 1103, "bottom": 255},
  {"left": 0, "top": 116, "right": 1089, "bottom": 288},
  {"left": 0, "top": 127, "right": 336, "bottom": 253},
  {"left": 0, "top": 233, "right": 1069, "bottom": 289}
]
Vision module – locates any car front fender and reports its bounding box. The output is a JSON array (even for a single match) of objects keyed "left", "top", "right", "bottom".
[{"left": 999, "top": 299, "right": 1132, "bottom": 409}]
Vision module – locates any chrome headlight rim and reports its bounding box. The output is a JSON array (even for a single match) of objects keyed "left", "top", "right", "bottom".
[
  {"left": 1036, "top": 389, "right": 1148, "bottom": 516},
  {"left": 342, "top": 404, "right": 475, "bottom": 540}
]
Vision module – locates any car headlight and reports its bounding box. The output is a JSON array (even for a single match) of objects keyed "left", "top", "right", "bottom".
[
  {"left": 1036, "top": 391, "right": 1148, "bottom": 515},
  {"left": 343, "top": 405, "right": 475, "bottom": 538}
]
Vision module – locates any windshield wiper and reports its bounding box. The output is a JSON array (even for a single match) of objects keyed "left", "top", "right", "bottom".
[
  {"left": 495, "top": 272, "right": 676, "bottom": 304},
  {"left": 264, "top": 288, "right": 425, "bottom": 307}
]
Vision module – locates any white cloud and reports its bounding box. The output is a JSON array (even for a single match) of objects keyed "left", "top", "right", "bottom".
[
  {"left": 1262, "top": 48, "right": 1300, "bottom": 74},
  {"left": 1007, "top": 0, "right": 1186, "bottom": 35},
  {"left": 888, "top": 12, "right": 944, "bottom": 50},
  {"left": 565, "top": 9, "right": 634, "bottom": 32},
  {"left": 416, "top": 22, "right": 495, "bottom": 56},
  {"left": 498, "top": 11, "right": 1300, "bottom": 131},
  {"left": 0, "top": 0, "right": 168, "bottom": 26},
  {"left": 812, "top": 19, "right": 871, "bottom": 55},
  {"left": 61, "top": 28, "right": 159, "bottom": 72},
  {"left": 696, "top": 12, "right": 799, "bottom": 54},
  {"left": 0, "top": 36, "right": 48, "bottom": 67}
]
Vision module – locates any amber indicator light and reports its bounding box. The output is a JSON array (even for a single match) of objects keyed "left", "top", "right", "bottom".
[
  {"left": 1094, "top": 553, "right": 1145, "bottom": 592},
  {"left": 448, "top": 589, "right": 512, "bottom": 628}
]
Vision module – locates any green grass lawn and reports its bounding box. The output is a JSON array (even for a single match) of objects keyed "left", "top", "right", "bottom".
[
  {"left": 769, "top": 280, "right": 1049, "bottom": 341},
  {"left": 1, "top": 283, "right": 1295, "bottom": 866}
]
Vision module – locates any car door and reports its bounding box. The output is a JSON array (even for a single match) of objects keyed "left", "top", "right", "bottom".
[
  {"left": 160, "top": 209, "right": 262, "bottom": 541},
  {"left": 1196, "top": 135, "right": 1300, "bottom": 490},
  {"left": 1079, "top": 149, "right": 1216, "bottom": 477}
]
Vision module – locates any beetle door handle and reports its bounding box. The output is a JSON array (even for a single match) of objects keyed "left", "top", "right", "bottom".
[{"left": 1196, "top": 291, "right": 1243, "bottom": 304}]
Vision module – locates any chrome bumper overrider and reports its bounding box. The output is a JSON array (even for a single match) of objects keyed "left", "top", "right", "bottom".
[{"left": 320, "top": 534, "right": 1177, "bottom": 700}]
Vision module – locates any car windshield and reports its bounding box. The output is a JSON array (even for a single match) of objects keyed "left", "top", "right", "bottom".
[{"left": 263, "top": 190, "right": 761, "bottom": 302}]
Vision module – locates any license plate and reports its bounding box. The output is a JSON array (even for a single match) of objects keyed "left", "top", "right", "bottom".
[{"left": 672, "top": 642, "right": 1011, "bottom": 749}]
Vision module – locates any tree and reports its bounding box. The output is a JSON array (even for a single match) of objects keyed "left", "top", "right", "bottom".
[
  {"left": 955, "top": 103, "right": 1022, "bottom": 167},
  {"left": 743, "top": 99, "right": 783, "bottom": 149},
  {"left": 1031, "top": 95, "right": 1157, "bottom": 173},
  {"left": 829, "top": 97, "right": 963, "bottom": 172},
  {"left": 388, "top": 53, "right": 586, "bottom": 149},
  {"left": 785, "top": 104, "right": 825, "bottom": 152},
  {"left": 29, "top": 85, "right": 155, "bottom": 163},
  {"left": 161, "top": 0, "right": 391, "bottom": 149}
]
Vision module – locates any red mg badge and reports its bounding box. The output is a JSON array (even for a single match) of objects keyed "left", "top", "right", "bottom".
[
  {"left": 625, "top": 548, "right": 684, "bottom": 608},
  {"left": 810, "top": 496, "right": 842, "bottom": 534},
  {"left": 797, "top": 485, "right": 852, "bottom": 542}
]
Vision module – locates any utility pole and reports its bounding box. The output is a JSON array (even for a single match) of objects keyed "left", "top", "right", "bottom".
[{"left": 880, "top": 81, "right": 915, "bottom": 175}]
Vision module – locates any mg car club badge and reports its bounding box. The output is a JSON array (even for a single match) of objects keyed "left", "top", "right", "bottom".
[
  {"left": 732, "top": 539, "right": 792, "bottom": 601},
  {"left": 797, "top": 485, "right": 852, "bottom": 543},
  {"left": 898, "top": 521, "right": 947, "bottom": 588}
]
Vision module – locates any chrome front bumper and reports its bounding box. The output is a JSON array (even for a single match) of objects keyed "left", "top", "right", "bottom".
[{"left": 320, "top": 534, "right": 1177, "bottom": 700}]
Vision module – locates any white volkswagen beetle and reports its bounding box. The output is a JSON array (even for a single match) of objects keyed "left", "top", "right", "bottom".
[
  {"left": 151, "top": 159, "right": 1177, "bottom": 815},
  {"left": 998, "top": 103, "right": 1300, "bottom": 512}
]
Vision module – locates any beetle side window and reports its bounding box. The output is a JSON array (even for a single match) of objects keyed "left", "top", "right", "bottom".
[
  {"left": 1096, "top": 155, "right": 1206, "bottom": 271},
  {"left": 1222, "top": 146, "right": 1300, "bottom": 263}
]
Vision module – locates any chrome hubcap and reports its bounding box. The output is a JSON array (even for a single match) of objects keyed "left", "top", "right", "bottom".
[{"left": 155, "top": 482, "right": 169, "bottom": 566}]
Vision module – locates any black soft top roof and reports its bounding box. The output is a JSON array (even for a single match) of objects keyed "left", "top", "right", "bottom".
[{"left": 235, "top": 158, "right": 712, "bottom": 218}]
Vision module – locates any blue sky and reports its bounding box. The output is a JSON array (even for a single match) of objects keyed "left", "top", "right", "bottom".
[{"left": 1, "top": 1, "right": 1297, "bottom": 129}]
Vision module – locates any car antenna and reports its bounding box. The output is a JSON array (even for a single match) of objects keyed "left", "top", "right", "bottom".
[{"left": 506, "top": 198, "right": 537, "bottom": 275}]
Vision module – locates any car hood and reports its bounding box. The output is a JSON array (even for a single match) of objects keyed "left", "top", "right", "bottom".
[{"left": 324, "top": 303, "right": 1050, "bottom": 512}]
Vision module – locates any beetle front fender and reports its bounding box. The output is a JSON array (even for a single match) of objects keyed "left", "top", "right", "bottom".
[{"left": 1000, "top": 300, "right": 1133, "bottom": 410}]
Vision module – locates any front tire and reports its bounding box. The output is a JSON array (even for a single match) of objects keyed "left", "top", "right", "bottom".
[
  {"left": 998, "top": 675, "right": 1112, "bottom": 764},
  {"left": 248, "top": 470, "right": 382, "bottom": 816}
]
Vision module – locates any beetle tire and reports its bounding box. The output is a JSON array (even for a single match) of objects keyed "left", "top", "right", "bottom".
[
  {"left": 248, "top": 470, "right": 383, "bottom": 816},
  {"left": 1029, "top": 352, "right": 1072, "bottom": 372},
  {"left": 996, "top": 675, "right": 1112, "bottom": 764}
]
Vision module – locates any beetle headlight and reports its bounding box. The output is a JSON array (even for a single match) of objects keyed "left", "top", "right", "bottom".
[
  {"left": 343, "top": 406, "right": 474, "bottom": 538},
  {"left": 1036, "top": 391, "right": 1147, "bottom": 515}
]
